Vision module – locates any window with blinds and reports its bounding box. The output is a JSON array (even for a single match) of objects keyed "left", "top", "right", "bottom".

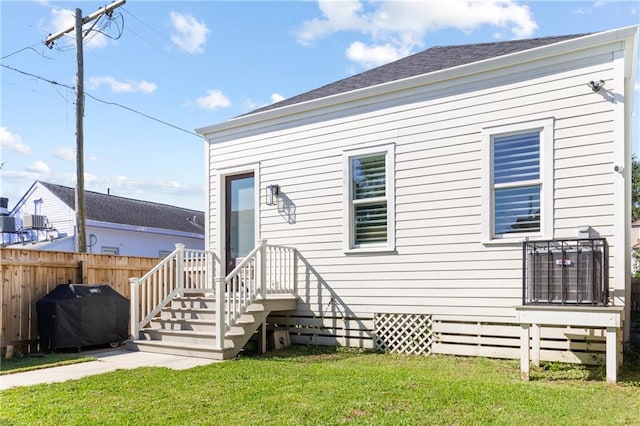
[
  {"left": 343, "top": 143, "right": 395, "bottom": 252},
  {"left": 352, "top": 154, "right": 387, "bottom": 245},
  {"left": 493, "top": 131, "right": 541, "bottom": 235}
]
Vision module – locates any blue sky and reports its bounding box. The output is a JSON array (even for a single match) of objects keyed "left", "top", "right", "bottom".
[{"left": 1, "top": 0, "right": 639, "bottom": 211}]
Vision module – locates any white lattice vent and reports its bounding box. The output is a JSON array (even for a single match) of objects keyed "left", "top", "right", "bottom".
[{"left": 374, "top": 313, "right": 433, "bottom": 356}]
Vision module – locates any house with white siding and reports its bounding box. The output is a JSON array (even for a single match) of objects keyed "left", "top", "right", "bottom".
[
  {"left": 129, "top": 26, "right": 638, "bottom": 380},
  {"left": 2, "top": 181, "right": 204, "bottom": 257}
]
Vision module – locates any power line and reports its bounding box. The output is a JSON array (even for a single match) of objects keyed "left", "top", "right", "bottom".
[
  {"left": 84, "top": 93, "right": 202, "bottom": 138},
  {"left": 0, "top": 63, "right": 74, "bottom": 90},
  {"left": 122, "top": 7, "right": 173, "bottom": 45},
  {"left": 0, "top": 63, "right": 202, "bottom": 138},
  {"left": 1, "top": 45, "right": 53, "bottom": 60}
]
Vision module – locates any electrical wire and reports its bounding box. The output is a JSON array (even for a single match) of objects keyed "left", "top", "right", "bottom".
[
  {"left": 85, "top": 10, "right": 125, "bottom": 42},
  {"left": 1, "top": 63, "right": 202, "bottom": 139},
  {"left": 121, "top": 7, "right": 173, "bottom": 46},
  {"left": 1, "top": 45, "right": 53, "bottom": 60},
  {"left": 84, "top": 92, "right": 202, "bottom": 138},
  {"left": 0, "top": 63, "right": 74, "bottom": 90}
]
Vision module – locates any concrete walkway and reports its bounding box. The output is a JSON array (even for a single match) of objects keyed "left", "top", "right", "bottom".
[{"left": 0, "top": 349, "right": 218, "bottom": 390}]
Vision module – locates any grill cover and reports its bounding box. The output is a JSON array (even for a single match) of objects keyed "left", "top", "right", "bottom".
[{"left": 36, "top": 284, "right": 129, "bottom": 351}]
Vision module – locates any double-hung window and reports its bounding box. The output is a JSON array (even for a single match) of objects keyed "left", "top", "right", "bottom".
[
  {"left": 343, "top": 144, "right": 395, "bottom": 252},
  {"left": 482, "top": 119, "right": 553, "bottom": 243}
]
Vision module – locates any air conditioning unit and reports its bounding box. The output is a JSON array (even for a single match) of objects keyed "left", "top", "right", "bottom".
[
  {"left": 0, "top": 216, "right": 16, "bottom": 232},
  {"left": 23, "top": 214, "right": 47, "bottom": 229},
  {"left": 523, "top": 239, "right": 608, "bottom": 305}
]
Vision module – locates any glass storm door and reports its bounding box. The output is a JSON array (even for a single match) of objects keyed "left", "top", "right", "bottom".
[{"left": 225, "top": 173, "right": 255, "bottom": 274}]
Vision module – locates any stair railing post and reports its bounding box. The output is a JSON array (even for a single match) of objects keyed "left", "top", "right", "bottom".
[
  {"left": 293, "top": 248, "right": 298, "bottom": 294},
  {"left": 175, "top": 243, "right": 185, "bottom": 296},
  {"left": 207, "top": 250, "right": 215, "bottom": 291},
  {"left": 258, "top": 239, "right": 267, "bottom": 297},
  {"left": 129, "top": 277, "right": 139, "bottom": 339},
  {"left": 215, "top": 275, "right": 225, "bottom": 350}
]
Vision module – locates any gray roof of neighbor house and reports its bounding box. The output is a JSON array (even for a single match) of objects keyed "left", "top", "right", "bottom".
[
  {"left": 246, "top": 33, "right": 589, "bottom": 116},
  {"left": 39, "top": 181, "right": 204, "bottom": 235}
]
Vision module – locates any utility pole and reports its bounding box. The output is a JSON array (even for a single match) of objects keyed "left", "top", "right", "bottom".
[{"left": 45, "top": 0, "right": 126, "bottom": 253}]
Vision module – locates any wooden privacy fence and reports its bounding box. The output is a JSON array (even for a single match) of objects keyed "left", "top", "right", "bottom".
[{"left": 1, "top": 248, "right": 157, "bottom": 354}]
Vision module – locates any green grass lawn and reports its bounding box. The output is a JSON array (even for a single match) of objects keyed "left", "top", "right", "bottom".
[
  {"left": 1, "top": 346, "right": 639, "bottom": 425},
  {"left": 0, "top": 353, "right": 96, "bottom": 375}
]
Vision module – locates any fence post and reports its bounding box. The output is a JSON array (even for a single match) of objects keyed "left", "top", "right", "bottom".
[
  {"left": 175, "top": 243, "right": 185, "bottom": 296},
  {"left": 215, "top": 275, "right": 225, "bottom": 350},
  {"left": 129, "top": 277, "right": 139, "bottom": 340},
  {"left": 258, "top": 239, "right": 267, "bottom": 296}
]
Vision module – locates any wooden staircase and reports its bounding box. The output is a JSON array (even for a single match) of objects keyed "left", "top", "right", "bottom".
[
  {"left": 127, "top": 241, "right": 297, "bottom": 360},
  {"left": 128, "top": 294, "right": 297, "bottom": 360}
]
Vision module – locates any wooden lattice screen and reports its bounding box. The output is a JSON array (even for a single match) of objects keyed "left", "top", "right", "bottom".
[{"left": 374, "top": 313, "right": 433, "bottom": 356}]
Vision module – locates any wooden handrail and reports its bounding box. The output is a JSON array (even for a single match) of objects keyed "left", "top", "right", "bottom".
[
  {"left": 130, "top": 244, "right": 219, "bottom": 339},
  {"left": 130, "top": 241, "right": 296, "bottom": 350}
]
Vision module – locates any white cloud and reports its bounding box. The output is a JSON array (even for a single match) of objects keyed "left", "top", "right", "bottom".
[
  {"left": 296, "top": 0, "right": 367, "bottom": 46},
  {"left": 26, "top": 160, "right": 50, "bottom": 174},
  {"left": 92, "top": 175, "right": 203, "bottom": 200},
  {"left": 346, "top": 41, "right": 407, "bottom": 68},
  {"left": 88, "top": 76, "right": 157, "bottom": 94},
  {"left": 240, "top": 93, "right": 286, "bottom": 111},
  {"left": 49, "top": 8, "right": 108, "bottom": 50},
  {"left": 195, "top": 89, "right": 231, "bottom": 110},
  {"left": 54, "top": 146, "right": 75, "bottom": 161},
  {"left": 271, "top": 93, "right": 286, "bottom": 103},
  {"left": 0, "top": 127, "right": 33, "bottom": 155},
  {"left": 243, "top": 98, "right": 261, "bottom": 111},
  {"left": 296, "top": 0, "right": 538, "bottom": 68},
  {"left": 170, "top": 11, "right": 210, "bottom": 54}
]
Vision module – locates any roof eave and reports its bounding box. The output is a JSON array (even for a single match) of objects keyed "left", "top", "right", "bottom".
[
  {"left": 87, "top": 219, "right": 204, "bottom": 239},
  {"left": 196, "top": 25, "right": 638, "bottom": 137}
]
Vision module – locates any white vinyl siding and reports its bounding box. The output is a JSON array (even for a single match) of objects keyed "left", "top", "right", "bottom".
[
  {"left": 203, "top": 31, "right": 628, "bottom": 354},
  {"left": 482, "top": 118, "right": 554, "bottom": 243},
  {"left": 343, "top": 144, "right": 395, "bottom": 253}
]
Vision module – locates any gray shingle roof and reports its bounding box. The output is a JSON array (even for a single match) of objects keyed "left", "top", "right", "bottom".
[
  {"left": 40, "top": 181, "right": 204, "bottom": 234},
  {"left": 247, "top": 33, "right": 589, "bottom": 116}
]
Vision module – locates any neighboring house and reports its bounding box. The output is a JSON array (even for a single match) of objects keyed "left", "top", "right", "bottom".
[
  {"left": 194, "top": 26, "right": 639, "bottom": 366},
  {"left": 2, "top": 181, "right": 204, "bottom": 257}
]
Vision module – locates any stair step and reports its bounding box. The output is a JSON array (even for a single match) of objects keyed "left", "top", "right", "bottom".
[
  {"left": 131, "top": 293, "right": 297, "bottom": 360},
  {"left": 150, "top": 317, "right": 217, "bottom": 332},
  {"left": 141, "top": 328, "right": 221, "bottom": 345},
  {"left": 161, "top": 307, "right": 216, "bottom": 321},
  {"left": 172, "top": 297, "right": 217, "bottom": 309},
  {"left": 127, "top": 340, "right": 234, "bottom": 360}
]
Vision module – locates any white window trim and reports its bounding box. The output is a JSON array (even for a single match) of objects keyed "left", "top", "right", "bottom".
[
  {"left": 213, "top": 162, "right": 261, "bottom": 271},
  {"left": 343, "top": 143, "right": 395, "bottom": 253},
  {"left": 481, "top": 118, "right": 554, "bottom": 245}
]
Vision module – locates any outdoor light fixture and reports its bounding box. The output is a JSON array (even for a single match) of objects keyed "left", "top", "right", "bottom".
[
  {"left": 588, "top": 80, "right": 605, "bottom": 92},
  {"left": 266, "top": 184, "right": 280, "bottom": 206}
]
